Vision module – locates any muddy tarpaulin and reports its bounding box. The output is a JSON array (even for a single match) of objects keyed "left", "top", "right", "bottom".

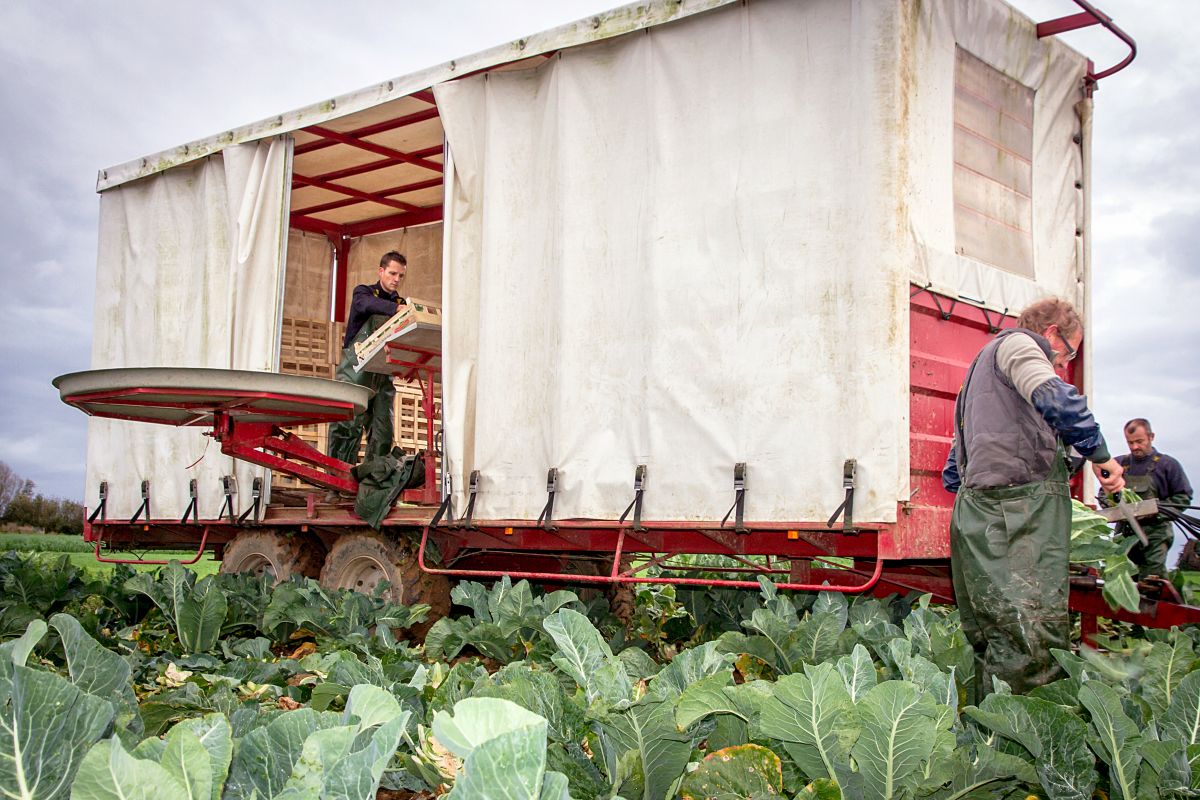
[
  {"left": 86, "top": 138, "right": 292, "bottom": 517},
  {"left": 434, "top": 0, "right": 1088, "bottom": 524}
]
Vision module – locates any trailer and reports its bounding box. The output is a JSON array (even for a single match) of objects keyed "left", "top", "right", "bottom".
[{"left": 59, "top": 0, "right": 1195, "bottom": 632}]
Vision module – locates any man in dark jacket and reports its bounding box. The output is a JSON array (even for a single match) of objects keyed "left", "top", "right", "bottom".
[
  {"left": 327, "top": 252, "right": 407, "bottom": 466},
  {"left": 1111, "top": 418, "right": 1193, "bottom": 578},
  {"left": 942, "top": 297, "right": 1124, "bottom": 698}
]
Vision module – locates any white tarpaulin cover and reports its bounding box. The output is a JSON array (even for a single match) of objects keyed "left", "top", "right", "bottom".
[
  {"left": 906, "top": 0, "right": 1088, "bottom": 313},
  {"left": 86, "top": 138, "right": 291, "bottom": 518},
  {"left": 435, "top": 0, "right": 1088, "bottom": 524}
]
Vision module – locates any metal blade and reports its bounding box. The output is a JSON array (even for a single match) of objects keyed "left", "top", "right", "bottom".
[{"left": 1118, "top": 501, "right": 1150, "bottom": 546}]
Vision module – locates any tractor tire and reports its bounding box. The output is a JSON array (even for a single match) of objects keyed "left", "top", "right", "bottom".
[
  {"left": 319, "top": 532, "right": 451, "bottom": 630},
  {"left": 219, "top": 530, "right": 325, "bottom": 584}
]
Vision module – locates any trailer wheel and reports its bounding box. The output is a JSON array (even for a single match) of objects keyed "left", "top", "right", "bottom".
[
  {"left": 220, "top": 530, "right": 324, "bottom": 584},
  {"left": 319, "top": 533, "right": 451, "bottom": 629}
]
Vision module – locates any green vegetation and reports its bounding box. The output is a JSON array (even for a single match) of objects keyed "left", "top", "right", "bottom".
[
  {"left": 0, "top": 531, "right": 220, "bottom": 578},
  {"left": 0, "top": 531, "right": 94, "bottom": 552},
  {"left": 0, "top": 458, "right": 84, "bottom": 535},
  {"left": 2, "top": 550, "right": 1199, "bottom": 800}
]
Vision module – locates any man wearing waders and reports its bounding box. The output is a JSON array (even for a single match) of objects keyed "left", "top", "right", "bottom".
[
  {"left": 942, "top": 298, "right": 1124, "bottom": 698},
  {"left": 327, "top": 252, "right": 407, "bottom": 471},
  {"left": 1107, "top": 419, "right": 1193, "bottom": 579}
]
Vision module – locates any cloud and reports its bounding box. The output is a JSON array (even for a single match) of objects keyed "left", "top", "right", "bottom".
[{"left": 0, "top": 0, "right": 620, "bottom": 499}]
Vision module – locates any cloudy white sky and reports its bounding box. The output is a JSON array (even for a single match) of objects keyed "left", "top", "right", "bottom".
[{"left": 1, "top": 1, "right": 1196, "bottom": 535}]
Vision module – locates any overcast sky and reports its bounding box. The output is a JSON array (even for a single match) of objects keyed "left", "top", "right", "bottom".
[{"left": 1, "top": 1, "right": 1196, "bottom": 539}]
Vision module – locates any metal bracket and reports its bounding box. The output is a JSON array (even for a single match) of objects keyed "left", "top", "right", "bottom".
[
  {"left": 1097, "top": 497, "right": 1159, "bottom": 522},
  {"left": 430, "top": 473, "right": 454, "bottom": 527},
  {"left": 618, "top": 464, "right": 647, "bottom": 531},
  {"left": 536, "top": 468, "right": 559, "bottom": 530},
  {"left": 455, "top": 470, "right": 480, "bottom": 529},
  {"left": 695, "top": 526, "right": 740, "bottom": 553},
  {"left": 909, "top": 283, "right": 957, "bottom": 320},
  {"left": 238, "top": 477, "right": 263, "bottom": 524},
  {"left": 130, "top": 480, "right": 151, "bottom": 524},
  {"left": 720, "top": 463, "right": 748, "bottom": 534},
  {"left": 87, "top": 481, "right": 108, "bottom": 525},
  {"left": 826, "top": 459, "right": 857, "bottom": 533},
  {"left": 180, "top": 478, "right": 199, "bottom": 524},
  {"left": 931, "top": 294, "right": 957, "bottom": 320},
  {"left": 979, "top": 306, "right": 1009, "bottom": 335},
  {"left": 218, "top": 475, "right": 237, "bottom": 523}
]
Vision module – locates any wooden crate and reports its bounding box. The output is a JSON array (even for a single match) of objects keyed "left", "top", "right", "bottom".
[
  {"left": 394, "top": 380, "right": 442, "bottom": 452},
  {"left": 275, "top": 317, "right": 341, "bottom": 491},
  {"left": 353, "top": 299, "right": 442, "bottom": 363},
  {"left": 279, "top": 317, "right": 342, "bottom": 378},
  {"left": 271, "top": 423, "right": 329, "bottom": 491},
  {"left": 273, "top": 318, "right": 440, "bottom": 489}
]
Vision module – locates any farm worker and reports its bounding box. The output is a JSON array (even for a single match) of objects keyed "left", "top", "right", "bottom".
[
  {"left": 1104, "top": 418, "right": 1193, "bottom": 579},
  {"left": 327, "top": 251, "right": 408, "bottom": 467},
  {"left": 941, "top": 297, "right": 1124, "bottom": 698}
]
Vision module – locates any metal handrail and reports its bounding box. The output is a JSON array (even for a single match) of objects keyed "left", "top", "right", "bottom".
[{"left": 1037, "top": 0, "right": 1137, "bottom": 86}]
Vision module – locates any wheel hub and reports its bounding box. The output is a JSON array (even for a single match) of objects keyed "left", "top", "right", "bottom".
[
  {"left": 232, "top": 552, "right": 278, "bottom": 580},
  {"left": 336, "top": 554, "right": 392, "bottom": 594}
]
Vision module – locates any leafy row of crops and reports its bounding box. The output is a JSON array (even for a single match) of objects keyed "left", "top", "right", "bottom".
[{"left": 2, "top": 547, "right": 1200, "bottom": 800}]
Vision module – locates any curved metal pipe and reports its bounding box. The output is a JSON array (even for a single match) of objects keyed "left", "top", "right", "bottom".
[
  {"left": 417, "top": 525, "right": 886, "bottom": 594},
  {"left": 1037, "top": 1, "right": 1137, "bottom": 85}
]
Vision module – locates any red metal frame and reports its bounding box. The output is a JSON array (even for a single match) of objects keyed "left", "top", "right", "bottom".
[
  {"left": 417, "top": 525, "right": 888, "bottom": 593},
  {"left": 1036, "top": 1, "right": 1137, "bottom": 91},
  {"left": 72, "top": 282, "right": 1200, "bottom": 629},
  {"left": 213, "top": 412, "right": 358, "bottom": 496},
  {"left": 290, "top": 90, "right": 445, "bottom": 253},
  {"left": 62, "top": 386, "right": 359, "bottom": 427},
  {"left": 293, "top": 174, "right": 442, "bottom": 218},
  {"left": 93, "top": 525, "right": 211, "bottom": 565},
  {"left": 332, "top": 236, "right": 353, "bottom": 324},
  {"left": 374, "top": 338, "right": 443, "bottom": 506}
]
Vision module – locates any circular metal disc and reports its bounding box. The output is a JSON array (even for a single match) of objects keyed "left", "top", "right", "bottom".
[{"left": 53, "top": 367, "right": 370, "bottom": 427}]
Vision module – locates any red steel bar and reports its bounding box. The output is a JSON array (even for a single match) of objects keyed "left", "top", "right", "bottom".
[
  {"left": 1036, "top": 1, "right": 1136, "bottom": 84},
  {"left": 416, "top": 525, "right": 886, "bottom": 593},
  {"left": 342, "top": 206, "right": 444, "bottom": 239},
  {"left": 292, "top": 175, "right": 443, "bottom": 216},
  {"left": 295, "top": 107, "right": 440, "bottom": 155},
  {"left": 214, "top": 415, "right": 358, "bottom": 495},
  {"left": 303, "top": 126, "right": 444, "bottom": 174},
  {"left": 290, "top": 215, "right": 343, "bottom": 239},
  {"left": 63, "top": 387, "right": 357, "bottom": 426},
  {"left": 292, "top": 174, "right": 422, "bottom": 213},
  {"left": 94, "top": 525, "right": 211, "bottom": 565},
  {"left": 333, "top": 235, "right": 353, "bottom": 323}
]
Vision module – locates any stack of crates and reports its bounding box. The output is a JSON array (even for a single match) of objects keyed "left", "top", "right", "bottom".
[
  {"left": 273, "top": 316, "right": 440, "bottom": 491},
  {"left": 274, "top": 317, "right": 340, "bottom": 491}
]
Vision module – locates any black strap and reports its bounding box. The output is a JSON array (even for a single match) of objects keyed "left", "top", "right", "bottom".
[
  {"left": 719, "top": 463, "right": 748, "bottom": 534},
  {"left": 979, "top": 306, "right": 1009, "bottom": 334},
  {"left": 237, "top": 477, "right": 263, "bottom": 525},
  {"left": 455, "top": 470, "right": 480, "bottom": 529},
  {"left": 536, "top": 468, "right": 558, "bottom": 530},
  {"left": 617, "top": 465, "right": 647, "bottom": 531},
  {"left": 130, "top": 480, "right": 150, "bottom": 524},
  {"left": 180, "top": 479, "right": 198, "bottom": 524},
  {"left": 87, "top": 481, "right": 108, "bottom": 525},
  {"left": 429, "top": 493, "right": 453, "bottom": 528},
  {"left": 826, "top": 459, "right": 857, "bottom": 532},
  {"left": 219, "top": 475, "right": 237, "bottom": 522}
]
